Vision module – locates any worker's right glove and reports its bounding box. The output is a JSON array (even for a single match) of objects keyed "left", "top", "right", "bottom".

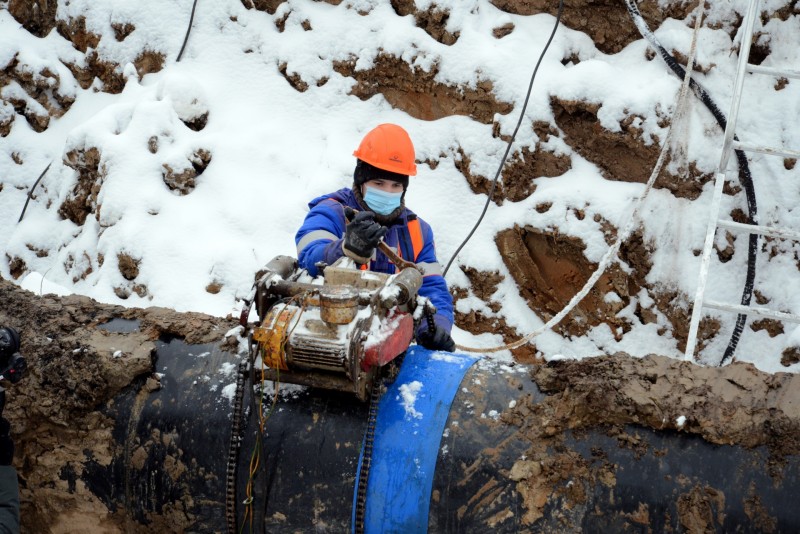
[
  {"left": 416, "top": 317, "right": 456, "bottom": 353},
  {"left": 343, "top": 211, "right": 387, "bottom": 265}
]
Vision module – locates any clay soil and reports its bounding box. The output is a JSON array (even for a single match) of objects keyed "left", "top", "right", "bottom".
[
  {"left": 0, "top": 277, "right": 240, "bottom": 533},
  {"left": 502, "top": 354, "right": 800, "bottom": 531}
]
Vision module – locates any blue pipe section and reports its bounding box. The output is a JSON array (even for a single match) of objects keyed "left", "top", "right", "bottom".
[{"left": 354, "top": 346, "right": 480, "bottom": 533}]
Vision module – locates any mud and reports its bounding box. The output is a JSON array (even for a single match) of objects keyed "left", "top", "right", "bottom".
[
  {"left": 452, "top": 267, "right": 539, "bottom": 363},
  {"left": 0, "top": 276, "right": 239, "bottom": 533},
  {"left": 456, "top": 142, "right": 572, "bottom": 203},
  {"left": 390, "top": 0, "right": 461, "bottom": 46},
  {"left": 551, "top": 97, "right": 713, "bottom": 200},
  {"left": 494, "top": 219, "right": 722, "bottom": 350},
  {"left": 503, "top": 354, "right": 800, "bottom": 529},
  {"left": 333, "top": 54, "right": 513, "bottom": 124},
  {"left": 58, "top": 146, "right": 104, "bottom": 227},
  {"left": 530, "top": 1, "right": 701, "bottom": 52},
  {"left": 161, "top": 147, "right": 212, "bottom": 196},
  {"left": 496, "top": 225, "right": 635, "bottom": 338}
]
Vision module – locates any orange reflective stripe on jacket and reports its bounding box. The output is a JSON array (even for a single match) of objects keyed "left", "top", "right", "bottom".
[{"left": 407, "top": 218, "right": 423, "bottom": 261}]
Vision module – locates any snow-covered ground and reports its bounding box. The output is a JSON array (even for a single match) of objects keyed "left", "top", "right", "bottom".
[{"left": 1, "top": 0, "right": 798, "bottom": 372}]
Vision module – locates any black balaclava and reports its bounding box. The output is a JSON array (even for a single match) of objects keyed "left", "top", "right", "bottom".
[{"left": 352, "top": 159, "right": 408, "bottom": 225}]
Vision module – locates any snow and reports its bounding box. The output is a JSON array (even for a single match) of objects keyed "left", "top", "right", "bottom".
[
  {"left": 220, "top": 382, "right": 238, "bottom": 402},
  {"left": 363, "top": 312, "right": 403, "bottom": 350},
  {"left": 259, "top": 380, "right": 308, "bottom": 400},
  {"left": 1, "top": 1, "right": 799, "bottom": 374},
  {"left": 19, "top": 272, "right": 73, "bottom": 297},
  {"left": 481, "top": 409, "right": 500, "bottom": 421},
  {"left": 431, "top": 351, "right": 474, "bottom": 366},
  {"left": 676, "top": 415, "right": 687, "bottom": 429},
  {"left": 789, "top": 326, "right": 800, "bottom": 349},
  {"left": 398, "top": 380, "right": 424, "bottom": 420},
  {"left": 219, "top": 361, "right": 237, "bottom": 377}
]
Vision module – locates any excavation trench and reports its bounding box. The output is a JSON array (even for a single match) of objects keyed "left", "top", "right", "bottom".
[{"left": 2, "top": 280, "right": 798, "bottom": 532}]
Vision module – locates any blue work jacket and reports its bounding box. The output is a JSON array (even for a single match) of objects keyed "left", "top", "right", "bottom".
[{"left": 295, "top": 188, "right": 454, "bottom": 332}]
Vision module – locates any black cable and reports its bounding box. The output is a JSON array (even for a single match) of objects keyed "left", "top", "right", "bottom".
[
  {"left": 17, "top": 161, "right": 52, "bottom": 223},
  {"left": 176, "top": 0, "right": 200, "bottom": 62},
  {"left": 442, "top": 0, "right": 564, "bottom": 277},
  {"left": 246, "top": 356, "right": 267, "bottom": 534},
  {"left": 624, "top": 0, "right": 758, "bottom": 365}
]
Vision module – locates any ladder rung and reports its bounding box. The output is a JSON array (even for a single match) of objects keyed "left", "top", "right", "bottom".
[
  {"left": 746, "top": 64, "right": 800, "bottom": 79},
  {"left": 717, "top": 219, "right": 800, "bottom": 241},
  {"left": 731, "top": 140, "right": 800, "bottom": 159},
  {"left": 703, "top": 299, "right": 800, "bottom": 324}
]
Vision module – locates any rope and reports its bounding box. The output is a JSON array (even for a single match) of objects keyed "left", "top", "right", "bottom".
[
  {"left": 442, "top": 0, "right": 564, "bottom": 276},
  {"left": 454, "top": 4, "right": 705, "bottom": 355}
]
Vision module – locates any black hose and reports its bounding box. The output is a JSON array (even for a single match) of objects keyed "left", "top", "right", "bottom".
[
  {"left": 624, "top": 0, "right": 758, "bottom": 366},
  {"left": 176, "top": 0, "right": 200, "bottom": 62},
  {"left": 442, "top": 0, "right": 564, "bottom": 277}
]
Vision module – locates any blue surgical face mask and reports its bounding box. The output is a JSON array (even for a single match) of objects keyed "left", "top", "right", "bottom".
[{"left": 363, "top": 187, "right": 402, "bottom": 215}]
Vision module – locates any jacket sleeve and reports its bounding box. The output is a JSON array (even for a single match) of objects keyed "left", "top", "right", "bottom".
[
  {"left": 414, "top": 220, "right": 454, "bottom": 332},
  {"left": 0, "top": 466, "right": 19, "bottom": 534},
  {"left": 295, "top": 200, "right": 347, "bottom": 277}
]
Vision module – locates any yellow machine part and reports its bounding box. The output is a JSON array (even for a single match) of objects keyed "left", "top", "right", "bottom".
[{"left": 252, "top": 306, "right": 298, "bottom": 371}]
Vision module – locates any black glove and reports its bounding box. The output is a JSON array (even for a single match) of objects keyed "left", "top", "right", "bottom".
[
  {"left": 416, "top": 321, "right": 456, "bottom": 352},
  {"left": 0, "top": 418, "right": 12, "bottom": 466},
  {"left": 343, "top": 211, "right": 387, "bottom": 264}
]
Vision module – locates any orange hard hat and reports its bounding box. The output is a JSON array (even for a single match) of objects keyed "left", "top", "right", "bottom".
[{"left": 353, "top": 123, "right": 417, "bottom": 176}]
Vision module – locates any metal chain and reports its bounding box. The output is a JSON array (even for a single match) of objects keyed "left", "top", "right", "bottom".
[
  {"left": 353, "top": 372, "right": 382, "bottom": 534},
  {"left": 424, "top": 302, "right": 436, "bottom": 334},
  {"left": 353, "top": 350, "right": 408, "bottom": 532},
  {"left": 225, "top": 358, "right": 250, "bottom": 534}
]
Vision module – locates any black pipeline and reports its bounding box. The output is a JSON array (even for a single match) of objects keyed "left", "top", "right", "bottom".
[{"left": 82, "top": 321, "right": 799, "bottom": 532}]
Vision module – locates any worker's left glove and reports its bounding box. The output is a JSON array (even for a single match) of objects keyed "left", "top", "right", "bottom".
[{"left": 416, "top": 317, "right": 455, "bottom": 353}]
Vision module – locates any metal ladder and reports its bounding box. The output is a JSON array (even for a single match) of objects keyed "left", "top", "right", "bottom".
[{"left": 684, "top": 0, "right": 800, "bottom": 362}]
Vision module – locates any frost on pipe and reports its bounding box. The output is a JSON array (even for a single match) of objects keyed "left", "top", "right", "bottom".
[{"left": 78, "top": 334, "right": 798, "bottom": 532}]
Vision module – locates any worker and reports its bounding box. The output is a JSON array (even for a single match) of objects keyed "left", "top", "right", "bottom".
[
  {"left": 0, "top": 410, "right": 17, "bottom": 534},
  {"left": 0, "top": 326, "right": 20, "bottom": 534},
  {"left": 295, "top": 123, "right": 456, "bottom": 352}
]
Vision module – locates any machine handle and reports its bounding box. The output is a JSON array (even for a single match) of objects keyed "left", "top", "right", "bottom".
[{"left": 344, "top": 207, "right": 418, "bottom": 271}]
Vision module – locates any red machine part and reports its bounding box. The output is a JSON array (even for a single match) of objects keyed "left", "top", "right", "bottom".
[{"left": 362, "top": 311, "right": 414, "bottom": 370}]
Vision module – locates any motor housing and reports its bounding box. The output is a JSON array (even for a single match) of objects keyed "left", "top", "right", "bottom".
[{"left": 251, "top": 256, "right": 422, "bottom": 400}]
